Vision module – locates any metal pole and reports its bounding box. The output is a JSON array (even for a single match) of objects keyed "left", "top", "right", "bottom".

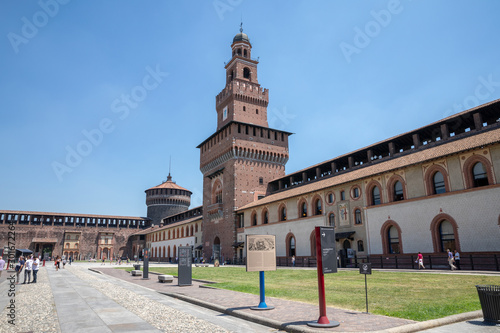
[
  {"left": 251, "top": 271, "right": 274, "bottom": 310},
  {"left": 258, "top": 271, "right": 266, "bottom": 308},
  {"left": 365, "top": 274, "right": 368, "bottom": 313}
]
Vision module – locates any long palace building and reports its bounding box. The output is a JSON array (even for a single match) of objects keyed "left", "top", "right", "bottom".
[{"left": 1, "top": 28, "right": 499, "bottom": 269}]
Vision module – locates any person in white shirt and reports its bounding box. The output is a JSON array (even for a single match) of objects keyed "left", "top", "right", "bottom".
[
  {"left": 0, "top": 256, "right": 6, "bottom": 277},
  {"left": 23, "top": 255, "right": 33, "bottom": 284},
  {"left": 32, "top": 256, "right": 40, "bottom": 283}
]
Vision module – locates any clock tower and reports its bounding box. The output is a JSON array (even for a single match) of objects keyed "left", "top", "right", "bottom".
[{"left": 198, "top": 26, "right": 291, "bottom": 262}]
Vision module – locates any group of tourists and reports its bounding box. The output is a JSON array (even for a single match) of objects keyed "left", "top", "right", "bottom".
[
  {"left": 416, "top": 250, "right": 461, "bottom": 270},
  {"left": 14, "top": 255, "right": 40, "bottom": 284},
  {"left": 447, "top": 249, "right": 461, "bottom": 270}
]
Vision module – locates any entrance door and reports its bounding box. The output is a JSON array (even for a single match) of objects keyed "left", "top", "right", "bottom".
[
  {"left": 42, "top": 244, "right": 53, "bottom": 260},
  {"left": 213, "top": 237, "right": 221, "bottom": 263}
]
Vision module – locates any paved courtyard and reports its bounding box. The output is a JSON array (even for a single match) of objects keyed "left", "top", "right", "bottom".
[{"left": 0, "top": 262, "right": 498, "bottom": 333}]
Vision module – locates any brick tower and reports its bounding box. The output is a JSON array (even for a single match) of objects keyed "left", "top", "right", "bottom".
[
  {"left": 145, "top": 173, "right": 191, "bottom": 225},
  {"left": 198, "top": 26, "right": 291, "bottom": 262}
]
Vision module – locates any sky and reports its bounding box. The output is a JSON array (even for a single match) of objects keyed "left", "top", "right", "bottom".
[{"left": 1, "top": 1, "right": 500, "bottom": 218}]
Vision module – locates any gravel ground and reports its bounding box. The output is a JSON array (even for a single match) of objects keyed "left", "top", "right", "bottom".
[
  {"left": 0, "top": 267, "right": 60, "bottom": 333},
  {"left": 69, "top": 266, "right": 229, "bottom": 333}
]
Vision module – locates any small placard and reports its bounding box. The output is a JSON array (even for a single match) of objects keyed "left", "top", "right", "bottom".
[{"left": 359, "top": 263, "right": 372, "bottom": 275}]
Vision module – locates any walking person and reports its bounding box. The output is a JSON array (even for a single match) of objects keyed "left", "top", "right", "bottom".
[
  {"left": 54, "top": 256, "right": 60, "bottom": 271},
  {"left": 417, "top": 252, "right": 425, "bottom": 269},
  {"left": 32, "top": 256, "right": 40, "bottom": 283},
  {"left": 15, "top": 256, "right": 25, "bottom": 284},
  {"left": 447, "top": 249, "right": 456, "bottom": 270},
  {"left": 454, "top": 250, "right": 461, "bottom": 270},
  {"left": 292, "top": 255, "right": 296, "bottom": 267},
  {"left": 23, "top": 255, "right": 33, "bottom": 283},
  {"left": 0, "top": 256, "right": 5, "bottom": 277}
]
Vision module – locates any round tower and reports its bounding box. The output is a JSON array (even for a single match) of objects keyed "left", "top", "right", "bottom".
[{"left": 145, "top": 174, "right": 191, "bottom": 225}]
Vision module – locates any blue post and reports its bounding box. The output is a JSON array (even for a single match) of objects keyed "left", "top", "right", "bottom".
[
  {"left": 258, "top": 271, "right": 267, "bottom": 308},
  {"left": 251, "top": 271, "right": 275, "bottom": 310}
]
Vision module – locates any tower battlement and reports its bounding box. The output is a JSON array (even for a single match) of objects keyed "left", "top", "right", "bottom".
[{"left": 216, "top": 81, "right": 269, "bottom": 109}]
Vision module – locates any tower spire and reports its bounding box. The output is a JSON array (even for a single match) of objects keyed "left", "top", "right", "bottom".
[{"left": 167, "top": 156, "right": 172, "bottom": 181}]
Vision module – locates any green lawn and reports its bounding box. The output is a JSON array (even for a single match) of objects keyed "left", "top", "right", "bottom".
[{"left": 119, "top": 266, "right": 497, "bottom": 321}]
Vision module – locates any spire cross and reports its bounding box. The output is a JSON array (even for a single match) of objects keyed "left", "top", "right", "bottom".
[{"left": 240, "top": 21, "right": 243, "bottom": 33}]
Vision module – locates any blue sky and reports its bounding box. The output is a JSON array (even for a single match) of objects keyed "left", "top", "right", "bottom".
[{"left": 1, "top": 1, "right": 500, "bottom": 217}]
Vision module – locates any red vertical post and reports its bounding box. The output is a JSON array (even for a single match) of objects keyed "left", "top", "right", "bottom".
[
  {"left": 308, "top": 226, "right": 339, "bottom": 328},
  {"left": 315, "top": 226, "right": 330, "bottom": 324}
]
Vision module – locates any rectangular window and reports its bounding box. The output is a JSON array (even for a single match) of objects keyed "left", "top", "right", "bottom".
[{"left": 340, "top": 191, "right": 345, "bottom": 201}]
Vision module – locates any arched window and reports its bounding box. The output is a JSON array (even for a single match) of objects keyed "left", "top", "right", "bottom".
[
  {"left": 432, "top": 171, "right": 446, "bottom": 194},
  {"left": 212, "top": 180, "right": 223, "bottom": 204},
  {"left": 351, "top": 187, "right": 360, "bottom": 199},
  {"left": 326, "top": 192, "right": 334, "bottom": 204},
  {"left": 328, "top": 213, "right": 335, "bottom": 227},
  {"left": 279, "top": 205, "right": 287, "bottom": 221},
  {"left": 354, "top": 209, "right": 362, "bottom": 224},
  {"left": 300, "top": 201, "right": 307, "bottom": 218},
  {"left": 251, "top": 212, "right": 257, "bottom": 226},
  {"left": 439, "top": 220, "right": 455, "bottom": 252},
  {"left": 263, "top": 210, "right": 269, "bottom": 224},
  {"left": 243, "top": 67, "right": 251, "bottom": 79},
  {"left": 288, "top": 236, "right": 296, "bottom": 256},
  {"left": 243, "top": 49, "right": 247, "bottom": 57},
  {"left": 357, "top": 240, "right": 364, "bottom": 252},
  {"left": 388, "top": 226, "right": 400, "bottom": 254},
  {"left": 393, "top": 181, "right": 404, "bottom": 201},
  {"left": 472, "top": 162, "right": 489, "bottom": 187},
  {"left": 372, "top": 186, "right": 381, "bottom": 205},
  {"left": 464, "top": 155, "right": 494, "bottom": 189},
  {"left": 314, "top": 198, "right": 322, "bottom": 215}
]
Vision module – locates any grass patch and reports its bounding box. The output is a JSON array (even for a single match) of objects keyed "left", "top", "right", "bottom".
[{"left": 126, "top": 266, "right": 497, "bottom": 321}]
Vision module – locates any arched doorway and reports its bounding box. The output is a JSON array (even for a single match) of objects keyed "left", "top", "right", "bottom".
[
  {"left": 102, "top": 248, "right": 109, "bottom": 259},
  {"left": 213, "top": 237, "right": 221, "bottom": 263}
]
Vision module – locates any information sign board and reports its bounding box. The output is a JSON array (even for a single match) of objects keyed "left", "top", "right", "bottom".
[
  {"left": 359, "top": 263, "right": 372, "bottom": 275},
  {"left": 319, "top": 227, "right": 337, "bottom": 274},
  {"left": 246, "top": 235, "right": 276, "bottom": 272},
  {"left": 178, "top": 246, "right": 192, "bottom": 286}
]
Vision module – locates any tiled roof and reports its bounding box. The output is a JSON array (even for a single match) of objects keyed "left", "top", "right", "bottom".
[
  {"left": 238, "top": 127, "right": 500, "bottom": 211},
  {"left": 146, "top": 180, "right": 191, "bottom": 192},
  {"left": 131, "top": 215, "right": 202, "bottom": 236}
]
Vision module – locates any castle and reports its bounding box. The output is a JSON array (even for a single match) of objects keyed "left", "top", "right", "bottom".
[{"left": 1, "top": 28, "right": 499, "bottom": 269}]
